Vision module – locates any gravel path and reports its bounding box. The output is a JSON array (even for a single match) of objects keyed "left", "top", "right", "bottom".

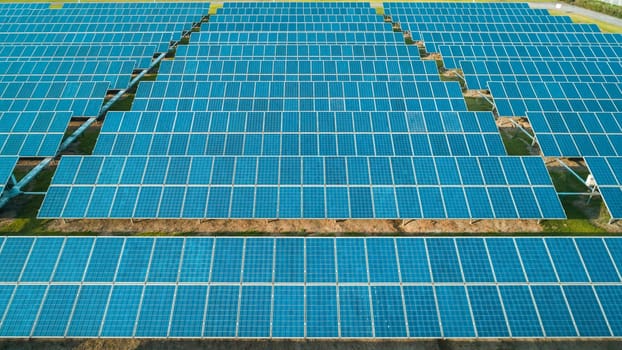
[{"left": 530, "top": 2, "right": 622, "bottom": 28}]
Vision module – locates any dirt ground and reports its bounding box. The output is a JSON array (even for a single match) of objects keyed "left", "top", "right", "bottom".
[
  {"left": 0, "top": 339, "right": 620, "bottom": 350},
  {"left": 39, "top": 217, "right": 543, "bottom": 235}
]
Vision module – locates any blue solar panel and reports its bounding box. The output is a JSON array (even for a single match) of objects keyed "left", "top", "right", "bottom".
[
  {"left": 595, "top": 286, "right": 622, "bottom": 336},
  {"left": 204, "top": 285, "right": 239, "bottom": 337},
  {"left": 396, "top": 238, "right": 431, "bottom": 283},
  {"left": 366, "top": 238, "right": 399, "bottom": 283},
  {"left": 485, "top": 238, "right": 526, "bottom": 282},
  {"left": 20, "top": 237, "right": 63, "bottom": 282},
  {"left": 135, "top": 285, "right": 175, "bottom": 337},
  {"left": 575, "top": 238, "right": 620, "bottom": 282},
  {"left": 66, "top": 285, "right": 111, "bottom": 337},
  {"left": 308, "top": 286, "right": 339, "bottom": 337},
  {"left": 436, "top": 286, "right": 475, "bottom": 337},
  {"left": 32, "top": 285, "right": 78, "bottom": 337},
  {"left": 0, "top": 237, "right": 33, "bottom": 282},
  {"left": 456, "top": 238, "right": 494, "bottom": 283},
  {"left": 272, "top": 286, "right": 305, "bottom": 338},
  {"left": 371, "top": 286, "right": 407, "bottom": 337},
  {"left": 514, "top": 238, "right": 558, "bottom": 282},
  {"left": 0, "top": 285, "right": 46, "bottom": 336},
  {"left": 101, "top": 285, "right": 143, "bottom": 337},
  {"left": 84, "top": 237, "right": 123, "bottom": 282},
  {"left": 427, "top": 238, "right": 463, "bottom": 282},
  {"left": 0, "top": 236, "right": 620, "bottom": 339},
  {"left": 531, "top": 286, "right": 577, "bottom": 337},
  {"left": 545, "top": 238, "right": 589, "bottom": 282},
  {"left": 169, "top": 285, "right": 207, "bottom": 337},
  {"left": 498, "top": 286, "right": 543, "bottom": 337},
  {"left": 468, "top": 286, "right": 509, "bottom": 337},
  {"left": 339, "top": 286, "right": 373, "bottom": 337},
  {"left": 238, "top": 285, "right": 271, "bottom": 337},
  {"left": 564, "top": 285, "right": 611, "bottom": 337}
]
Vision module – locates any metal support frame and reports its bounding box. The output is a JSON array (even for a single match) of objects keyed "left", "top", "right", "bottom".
[
  {"left": 502, "top": 117, "right": 535, "bottom": 142},
  {"left": 556, "top": 159, "right": 589, "bottom": 189},
  {"left": 0, "top": 30, "right": 190, "bottom": 210},
  {"left": 452, "top": 70, "right": 466, "bottom": 82},
  {"left": 476, "top": 90, "right": 495, "bottom": 107}
]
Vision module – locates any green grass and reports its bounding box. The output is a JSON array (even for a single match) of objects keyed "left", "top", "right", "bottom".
[
  {"left": 104, "top": 94, "right": 134, "bottom": 111},
  {"left": 500, "top": 128, "right": 533, "bottom": 156},
  {"left": 540, "top": 168, "right": 608, "bottom": 233},
  {"left": 74, "top": 125, "right": 101, "bottom": 155},
  {"left": 0, "top": 169, "right": 58, "bottom": 235},
  {"left": 465, "top": 97, "right": 493, "bottom": 112}
]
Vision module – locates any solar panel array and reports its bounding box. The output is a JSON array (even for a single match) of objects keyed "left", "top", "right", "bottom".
[
  {"left": 41, "top": 1, "right": 565, "bottom": 220},
  {"left": 383, "top": 2, "right": 622, "bottom": 220},
  {"left": 0, "top": 2, "right": 209, "bottom": 197},
  {"left": 0, "top": 236, "right": 622, "bottom": 338}
]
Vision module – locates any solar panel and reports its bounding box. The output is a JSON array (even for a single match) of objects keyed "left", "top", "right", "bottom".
[
  {"left": 583, "top": 157, "right": 622, "bottom": 219},
  {"left": 0, "top": 236, "right": 618, "bottom": 338}
]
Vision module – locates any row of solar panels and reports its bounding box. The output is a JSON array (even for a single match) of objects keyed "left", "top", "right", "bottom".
[
  {"left": 176, "top": 44, "right": 422, "bottom": 58},
  {"left": 0, "top": 32, "right": 178, "bottom": 49},
  {"left": 202, "top": 23, "right": 394, "bottom": 33},
  {"left": 462, "top": 60, "right": 622, "bottom": 90},
  {"left": 421, "top": 32, "right": 622, "bottom": 52},
  {"left": 0, "top": 45, "right": 157, "bottom": 69},
  {"left": 0, "top": 21, "right": 195, "bottom": 33},
  {"left": 92, "top": 131, "right": 507, "bottom": 157},
  {"left": 39, "top": 155, "right": 564, "bottom": 219},
  {"left": 390, "top": 14, "right": 572, "bottom": 24},
  {"left": 4, "top": 283, "right": 618, "bottom": 338},
  {"left": 384, "top": 2, "right": 530, "bottom": 8},
  {"left": 0, "top": 14, "right": 207, "bottom": 24},
  {"left": 194, "top": 31, "right": 403, "bottom": 44},
  {"left": 1, "top": 236, "right": 619, "bottom": 284},
  {"left": 157, "top": 59, "right": 441, "bottom": 80},
  {"left": 100, "top": 110, "right": 499, "bottom": 134},
  {"left": 134, "top": 80, "right": 464, "bottom": 99},
  {"left": 0, "top": 236, "right": 620, "bottom": 338},
  {"left": 0, "top": 60, "right": 135, "bottom": 89},
  {"left": 61, "top": 2, "right": 213, "bottom": 9},
  {"left": 440, "top": 44, "right": 622, "bottom": 69},
  {"left": 529, "top": 112, "right": 622, "bottom": 157},
  {"left": 92, "top": 110, "right": 505, "bottom": 157}
]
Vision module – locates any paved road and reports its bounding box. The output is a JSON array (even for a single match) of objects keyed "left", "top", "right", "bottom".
[{"left": 530, "top": 2, "right": 622, "bottom": 28}]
